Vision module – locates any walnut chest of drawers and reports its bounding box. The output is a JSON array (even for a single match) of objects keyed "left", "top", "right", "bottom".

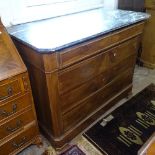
[
  {"left": 0, "top": 19, "right": 40, "bottom": 154},
  {"left": 8, "top": 9, "right": 149, "bottom": 149}
]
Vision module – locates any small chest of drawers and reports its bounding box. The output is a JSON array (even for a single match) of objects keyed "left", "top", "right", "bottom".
[{"left": 0, "top": 19, "right": 41, "bottom": 155}]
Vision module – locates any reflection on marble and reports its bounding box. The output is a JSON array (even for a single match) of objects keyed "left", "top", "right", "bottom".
[
  {"left": 18, "top": 66, "right": 155, "bottom": 155},
  {"left": 8, "top": 8, "right": 150, "bottom": 53}
]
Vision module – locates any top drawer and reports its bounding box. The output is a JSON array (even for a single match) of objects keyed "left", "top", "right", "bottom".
[
  {"left": 59, "top": 22, "right": 144, "bottom": 68},
  {"left": 0, "top": 80, "right": 22, "bottom": 102},
  {"left": 145, "top": 0, "right": 155, "bottom": 9}
]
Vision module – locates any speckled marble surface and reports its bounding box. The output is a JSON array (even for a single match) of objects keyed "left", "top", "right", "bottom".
[
  {"left": 8, "top": 9, "right": 149, "bottom": 53},
  {"left": 17, "top": 66, "right": 155, "bottom": 155}
]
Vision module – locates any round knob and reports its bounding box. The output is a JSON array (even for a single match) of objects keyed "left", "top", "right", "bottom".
[{"left": 113, "top": 53, "right": 117, "bottom": 57}]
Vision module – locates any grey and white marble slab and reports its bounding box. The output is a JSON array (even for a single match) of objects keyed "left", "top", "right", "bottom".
[{"left": 8, "top": 8, "right": 150, "bottom": 53}]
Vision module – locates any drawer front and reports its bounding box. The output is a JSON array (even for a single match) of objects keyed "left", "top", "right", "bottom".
[
  {"left": 111, "top": 23, "right": 144, "bottom": 44},
  {"left": 60, "top": 55, "right": 136, "bottom": 114},
  {"left": 60, "top": 70, "right": 112, "bottom": 114},
  {"left": 0, "top": 125, "right": 38, "bottom": 155},
  {"left": 0, "top": 80, "right": 22, "bottom": 102},
  {"left": 62, "top": 69, "right": 133, "bottom": 131},
  {"left": 0, "top": 109, "right": 35, "bottom": 141},
  {"left": 59, "top": 23, "right": 144, "bottom": 67},
  {"left": 58, "top": 37, "right": 139, "bottom": 94},
  {"left": 59, "top": 35, "right": 112, "bottom": 67},
  {"left": 0, "top": 93, "right": 32, "bottom": 122},
  {"left": 58, "top": 51, "right": 109, "bottom": 94}
]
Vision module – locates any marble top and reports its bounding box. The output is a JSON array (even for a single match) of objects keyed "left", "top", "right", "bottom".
[{"left": 8, "top": 8, "right": 150, "bottom": 53}]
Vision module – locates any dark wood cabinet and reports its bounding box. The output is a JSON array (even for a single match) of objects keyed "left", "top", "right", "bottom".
[{"left": 12, "top": 21, "right": 145, "bottom": 149}]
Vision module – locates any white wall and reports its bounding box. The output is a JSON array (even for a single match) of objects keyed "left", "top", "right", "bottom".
[
  {"left": 0, "top": 0, "right": 118, "bottom": 27},
  {"left": 104, "top": 0, "right": 118, "bottom": 9},
  {"left": 0, "top": 0, "right": 14, "bottom": 26}
]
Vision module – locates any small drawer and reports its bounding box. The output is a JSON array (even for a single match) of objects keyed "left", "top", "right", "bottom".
[
  {"left": 0, "top": 125, "right": 38, "bottom": 155},
  {"left": 111, "top": 22, "right": 144, "bottom": 44},
  {"left": 0, "top": 80, "right": 22, "bottom": 102},
  {"left": 62, "top": 68, "right": 133, "bottom": 131},
  {"left": 0, "top": 109, "right": 35, "bottom": 141},
  {"left": 58, "top": 50, "right": 109, "bottom": 94},
  {"left": 0, "top": 93, "right": 33, "bottom": 122}
]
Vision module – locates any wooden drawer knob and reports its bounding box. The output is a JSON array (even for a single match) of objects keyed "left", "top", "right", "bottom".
[{"left": 113, "top": 53, "right": 117, "bottom": 57}]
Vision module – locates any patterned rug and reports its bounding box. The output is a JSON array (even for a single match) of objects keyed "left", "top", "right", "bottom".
[
  {"left": 83, "top": 84, "right": 155, "bottom": 155},
  {"left": 60, "top": 145, "right": 85, "bottom": 155}
]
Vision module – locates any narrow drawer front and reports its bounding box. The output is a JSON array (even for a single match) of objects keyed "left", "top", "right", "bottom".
[
  {"left": 111, "top": 23, "right": 144, "bottom": 44},
  {"left": 60, "top": 55, "right": 136, "bottom": 114},
  {"left": 109, "top": 37, "right": 139, "bottom": 66},
  {"left": 0, "top": 109, "right": 35, "bottom": 141},
  {"left": 58, "top": 51, "right": 109, "bottom": 94},
  {"left": 59, "top": 35, "right": 112, "bottom": 67},
  {"left": 0, "top": 80, "right": 21, "bottom": 101},
  {"left": 62, "top": 69, "right": 133, "bottom": 131},
  {"left": 59, "top": 23, "right": 143, "bottom": 67},
  {"left": 0, "top": 93, "right": 32, "bottom": 122},
  {"left": 0, "top": 125, "right": 37, "bottom": 155},
  {"left": 145, "top": 0, "right": 155, "bottom": 9}
]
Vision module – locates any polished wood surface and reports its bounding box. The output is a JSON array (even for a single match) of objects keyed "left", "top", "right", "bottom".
[
  {"left": 0, "top": 124, "right": 38, "bottom": 155},
  {"left": 0, "top": 19, "right": 26, "bottom": 81},
  {"left": 147, "top": 141, "right": 155, "bottom": 155},
  {"left": 0, "top": 109, "right": 35, "bottom": 141},
  {"left": 12, "top": 22, "right": 145, "bottom": 149},
  {"left": 0, "top": 19, "right": 40, "bottom": 154},
  {"left": 0, "top": 93, "right": 32, "bottom": 122},
  {"left": 141, "top": 0, "right": 155, "bottom": 68},
  {"left": 60, "top": 56, "right": 136, "bottom": 115}
]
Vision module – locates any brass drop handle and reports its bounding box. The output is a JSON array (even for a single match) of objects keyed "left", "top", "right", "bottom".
[
  {"left": 0, "top": 103, "right": 17, "bottom": 117},
  {"left": 12, "top": 136, "right": 27, "bottom": 148},
  {"left": 6, "top": 120, "right": 23, "bottom": 132},
  {"left": 0, "top": 86, "right": 13, "bottom": 100}
]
